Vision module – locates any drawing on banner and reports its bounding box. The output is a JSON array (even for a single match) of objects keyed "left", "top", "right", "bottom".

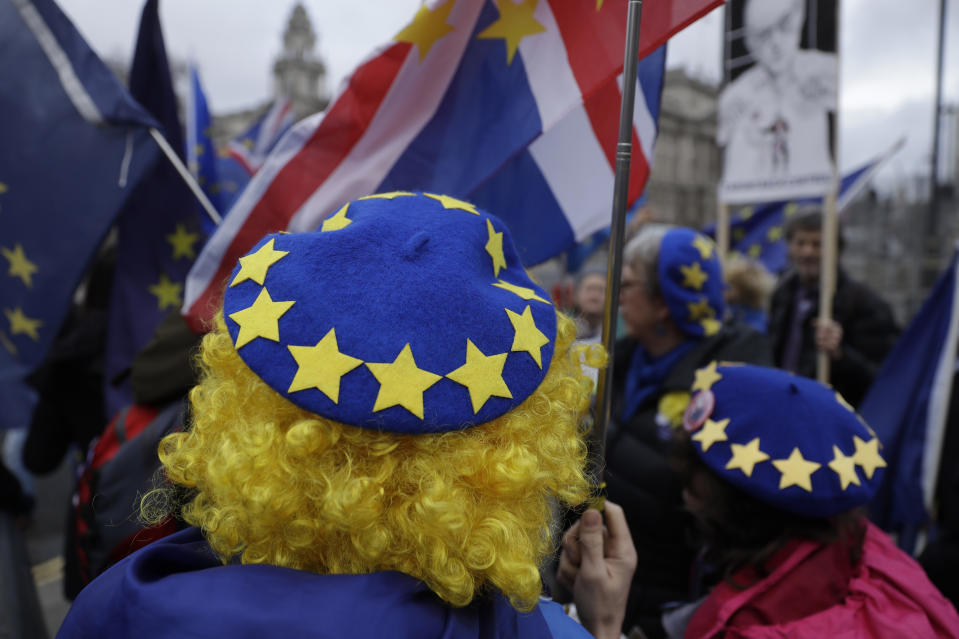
[{"left": 718, "top": 0, "right": 837, "bottom": 204}]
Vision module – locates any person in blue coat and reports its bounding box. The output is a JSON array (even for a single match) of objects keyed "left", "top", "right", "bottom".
[{"left": 58, "top": 192, "right": 635, "bottom": 639}]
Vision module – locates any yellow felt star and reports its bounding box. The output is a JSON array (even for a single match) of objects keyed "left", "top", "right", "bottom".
[
  {"left": 772, "top": 447, "right": 821, "bottom": 492},
  {"left": 321, "top": 203, "right": 353, "bottom": 232},
  {"left": 828, "top": 445, "right": 861, "bottom": 490},
  {"left": 476, "top": 0, "right": 546, "bottom": 65},
  {"left": 228, "top": 287, "right": 295, "bottom": 349},
  {"left": 692, "top": 418, "right": 729, "bottom": 452},
  {"left": 492, "top": 279, "right": 551, "bottom": 304},
  {"left": 692, "top": 235, "right": 714, "bottom": 259},
  {"left": 230, "top": 238, "right": 289, "bottom": 287},
  {"left": 424, "top": 193, "right": 479, "bottom": 214},
  {"left": 748, "top": 244, "right": 762, "bottom": 259},
  {"left": 287, "top": 328, "right": 363, "bottom": 402},
  {"left": 767, "top": 226, "right": 783, "bottom": 242},
  {"left": 679, "top": 262, "right": 708, "bottom": 290},
  {"left": 692, "top": 361, "right": 722, "bottom": 392},
  {"left": 446, "top": 339, "right": 513, "bottom": 413},
  {"left": 4, "top": 307, "right": 42, "bottom": 341},
  {"left": 687, "top": 297, "right": 715, "bottom": 321},
  {"left": 358, "top": 191, "right": 416, "bottom": 200},
  {"left": 394, "top": 0, "right": 455, "bottom": 62},
  {"left": 485, "top": 219, "right": 507, "bottom": 277},
  {"left": 366, "top": 343, "right": 442, "bottom": 419},
  {"left": 148, "top": 274, "right": 183, "bottom": 311},
  {"left": 0, "top": 329, "right": 16, "bottom": 355},
  {"left": 1, "top": 244, "right": 38, "bottom": 287},
  {"left": 852, "top": 436, "right": 887, "bottom": 479},
  {"left": 166, "top": 224, "right": 200, "bottom": 261},
  {"left": 505, "top": 305, "right": 549, "bottom": 368},
  {"left": 725, "top": 438, "right": 769, "bottom": 477},
  {"left": 700, "top": 317, "right": 722, "bottom": 337}
]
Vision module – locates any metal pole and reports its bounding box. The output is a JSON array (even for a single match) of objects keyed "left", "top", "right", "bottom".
[
  {"left": 149, "top": 128, "right": 222, "bottom": 226},
  {"left": 592, "top": 0, "right": 644, "bottom": 483},
  {"left": 926, "top": 0, "right": 947, "bottom": 287}
]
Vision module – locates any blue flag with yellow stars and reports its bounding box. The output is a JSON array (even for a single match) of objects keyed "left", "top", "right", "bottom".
[
  {"left": 704, "top": 149, "right": 898, "bottom": 274},
  {"left": 104, "top": 0, "right": 206, "bottom": 415},
  {"left": 0, "top": 0, "right": 159, "bottom": 430},
  {"left": 186, "top": 63, "right": 224, "bottom": 234}
]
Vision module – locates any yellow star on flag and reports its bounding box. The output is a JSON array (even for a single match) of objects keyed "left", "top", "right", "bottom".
[
  {"left": 679, "top": 262, "right": 708, "bottom": 290},
  {"left": 321, "top": 204, "right": 353, "bottom": 232},
  {"left": 230, "top": 238, "right": 289, "bottom": 287},
  {"left": 447, "top": 339, "right": 513, "bottom": 413},
  {"left": 0, "top": 329, "right": 16, "bottom": 355},
  {"left": 691, "top": 361, "right": 722, "bottom": 392},
  {"left": 700, "top": 317, "right": 721, "bottom": 337},
  {"left": 287, "top": 328, "right": 363, "bottom": 402},
  {"left": 784, "top": 202, "right": 799, "bottom": 217},
  {"left": 476, "top": 0, "right": 546, "bottom": 65},
  {"left": 852, "top": 436, "right": 887, "bottom": 479},
  {"left": 228, "top": 287, "right": 295, "bottom": 349},
  {"left": 733, "top": 228, "right": 745, "bottom": 241},
  {"left": 0, "top": 182, "right": 7, "bottom": 194},
  {"left": 692, "top": 235, "right": 714, "bottom": 259},
  {"left": 485, "top": 219, "right": 507, "bottom": 277},
  {"left": 725, "top": 437, "right": 769, "bottom": 477},
  {"left": 505, "top": 305, "right": 549, "bottom": 368},
  {"left": 366, "top": 343, "right": 442, "bottom": 419},
  {"left": 740, "top": 207, "right": 754, "bottom": 220},
  {"left": 394, "top": 0, "right": 455, "bottom": 62},
  {"left": 1, "top": 244, "right": 38, "bottom": 287},
  {"left": 166, "top": 224, "right": 200, "bottom": 260},
  {"left": 748, "top": 244, "right": 762, "bottom": 259},
  {"left": 828, "top": 445, "right": 861, "bottom": 490},
  {"left": 359, "top": 191, "right": 416, "bottom": 200},
  {"left": 773, "top": 447, "right": 821, "bottom": 492},
  {"left": 424, "top": 192, "right": 479, "bottom": 214},
  {"left": 767, "top": 226, "right": 783, "bottom": 242},
  {"left": 4, "top": 307, "right": 42, "bottom": 341},
  {"left": 492, "top": 279, "right": 551, "bottom": 304},
  {"left": 687, "top": 297, "right": 715, "bottom": 321},
  {"left": 692, "top": 418, "right": 729, "bottom": 452},
  {"left": 148, "top": 274, "right": 183, "bottom": 310}
]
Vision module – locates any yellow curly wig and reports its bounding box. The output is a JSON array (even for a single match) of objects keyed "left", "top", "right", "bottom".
[{"left": 149, "top": 312, "right": 604, "bottom": 611}]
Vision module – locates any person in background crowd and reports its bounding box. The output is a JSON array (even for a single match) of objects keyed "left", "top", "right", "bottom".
[
  {"left": 723, "top": 255, "right": 774, "bottom": 333},
  {"left": 671, "top": 363, "right": 959, "bottom": 638},
  {"left": 574, "top": 268, "right": 607, "bottom": 343},
  {"left": 58, "top": 192, "right": 635, "bottom": 639},
  {"left": 605, "top": 225, "right": 771, "bottom": 638},
  {"left": 768, "top": 207, "right": 899, "bottom": 407}
]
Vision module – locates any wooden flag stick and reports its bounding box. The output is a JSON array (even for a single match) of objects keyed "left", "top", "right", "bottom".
[
  {"left": 149, "top": 127, "right": 222, "bottom": 226},
  {"left": 592, "top": 0, "right": 645, "bottom": 489},
  {"left": 717, "top": 202, "right": 731, "bottom": 262}
]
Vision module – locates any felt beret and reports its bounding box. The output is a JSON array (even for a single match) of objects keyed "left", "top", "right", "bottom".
[
  {"left": 683, "top": 363, "right": 886, "bottom": 518},
  {"left": 222, "top": 192, "right": 557, "bottom": 434},
  {"left": 657, "top": 228, "right": 725, "bottom": 338}
]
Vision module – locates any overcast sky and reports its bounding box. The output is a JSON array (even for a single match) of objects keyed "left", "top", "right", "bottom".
[{"left": 58, "top": 0, "right": 959, "bottom": 195}]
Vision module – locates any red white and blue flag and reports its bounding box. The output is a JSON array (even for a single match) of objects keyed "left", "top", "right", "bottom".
[
  {"left": 184, "top": 0, "right": 722, "bottom": 325},
  {"left": 226, "top": 97, "right": 295, "bottom": 175}
]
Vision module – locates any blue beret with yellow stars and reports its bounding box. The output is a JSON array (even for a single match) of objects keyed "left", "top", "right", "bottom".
[
  {"left": 657, "top": 228, "right": 725, "bottom": 339},
  {"left": 682, "top": 363, "right": 886, "bottom": 518},
  {"left": 221, "top": 192, "right": 557, "bottom": 434}
]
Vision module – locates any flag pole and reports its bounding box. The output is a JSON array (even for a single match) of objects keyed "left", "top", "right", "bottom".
[
  {"left": 592, "top": 0, "right": 645, "bottom": 493},
  {"left": 149, "top": 127, "right": 222, "bottom": 226}
]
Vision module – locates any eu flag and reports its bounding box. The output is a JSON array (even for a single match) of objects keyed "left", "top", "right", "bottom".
[
  {"left": 104, "top": 0, "right": 206, "bottom": 415},
  {"left": 0, "top": 0, "right": 159, "bottom": 430}
]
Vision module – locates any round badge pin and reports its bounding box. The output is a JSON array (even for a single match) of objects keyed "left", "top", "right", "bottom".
[{"left": 683, "top": 390, "right": 714, "bottom": 433}]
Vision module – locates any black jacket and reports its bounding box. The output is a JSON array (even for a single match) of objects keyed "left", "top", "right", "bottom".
[
  {"left": 605, "top": 325, "right": 772, "bottom": 638},
  {"left": 768, "top": 270, "right": 899, "bottom": 407}
]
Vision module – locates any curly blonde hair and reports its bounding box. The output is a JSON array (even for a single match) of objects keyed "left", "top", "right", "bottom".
[{"left": 148, "top": 312, "right": 602, "bottom": 611}]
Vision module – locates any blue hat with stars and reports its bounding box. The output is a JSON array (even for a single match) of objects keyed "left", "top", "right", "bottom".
[
  {"left": 221, "top": 192, "right": 557, "bottom": 434},
  {"left": 658, "top": 228, "right": 725, "bottom": 338},
  {"left": 682, "top": 363, "right": 886, "bottom": 518}
]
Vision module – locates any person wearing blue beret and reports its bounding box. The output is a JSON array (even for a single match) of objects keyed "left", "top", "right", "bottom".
[
  {"left": 604, "top": 225, "right": 772, "bottom": 637},
  {"left": 669, "top": 363, "right": 959, "bottom": 638},
  {"left": 56, "top": 192, "right": 637, "bottom": 639}
]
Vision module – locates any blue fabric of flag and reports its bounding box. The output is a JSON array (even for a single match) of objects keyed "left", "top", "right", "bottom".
[
  {"left": 187, "top": 65, "right": 222, "bottom": 234},
  {"left": 0, "top": 0, "right": 158, "bottom": 430},
  {"left": 104, "top": 0, "right": 205, "bottom": 416},
  {"left": 59, "top": 526, "right": 587, "bottom": 639},
  {"left": 861, "top": 250, "right": 959, "bottom": 551}
]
